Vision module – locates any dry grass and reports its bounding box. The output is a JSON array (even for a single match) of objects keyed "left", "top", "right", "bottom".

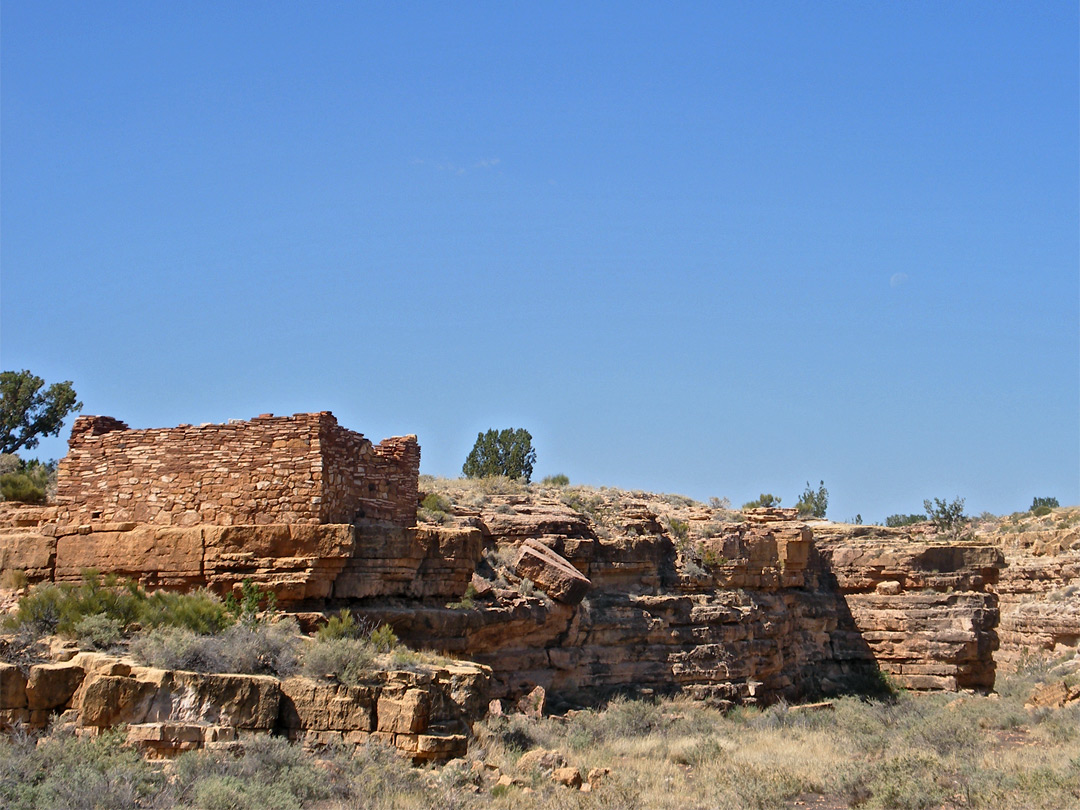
[{"left": 3, "top": 662, "right": 1079, "bottom": 809}]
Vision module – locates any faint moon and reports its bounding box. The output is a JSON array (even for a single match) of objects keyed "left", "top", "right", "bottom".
[{"left": 890, "top": 273, "right": 909, "bottom": 288}]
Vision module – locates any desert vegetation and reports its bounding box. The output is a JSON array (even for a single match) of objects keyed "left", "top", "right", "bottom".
[
  {"left": 1, "top": 655, "right": 1078, "bottom": 809},
  {"left": 0, "top": 573, "right": 444, "bottom": 685}
]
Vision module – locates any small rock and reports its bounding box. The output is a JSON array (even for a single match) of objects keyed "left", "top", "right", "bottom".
[
  {"left": 553, "top": 767, "right": 582, "bottom": 788},
  {"left": 588, "top": 767, "right": 611, "bottom": 788},
  {"left": 517, "top": 685, "right": 546, "bottom": 718},
  {"left": 516, "top": 748, "right": 566, "bottom": 774}
]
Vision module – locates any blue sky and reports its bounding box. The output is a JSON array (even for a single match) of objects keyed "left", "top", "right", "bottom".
[{"left": 2, "top": 2, "right": 1077, "bottom": 521}]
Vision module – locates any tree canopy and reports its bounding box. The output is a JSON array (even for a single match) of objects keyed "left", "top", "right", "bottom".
[
  {"left": 0, "top": 370, "right": 82, "bottom": 455},
  {"left": 462, "top": 427, "right": 536, "bottom": 482}
]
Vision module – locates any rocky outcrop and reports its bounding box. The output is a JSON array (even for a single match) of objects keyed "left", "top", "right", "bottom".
[
  {"left": 991, "top": 522, "right": 1080, "bottom": 667},
  {"left": 0, "top": 649, "right": 490, "bottom": 761},
  {"left": 0, "top": 509, "right": 482, "bottom": 606},
  {"left": 814, "top": 526, "right": 1002, "bottom": 691}
]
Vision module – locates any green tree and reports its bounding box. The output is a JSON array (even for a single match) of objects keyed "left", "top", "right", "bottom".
[
  {"left": 1, "top": 370, "right": 82, "bottom": 455},
  {"left": 795, "top": 480, "right": 828, "bottom": 518},
  {"left": 923, "top": 496, "right": 967, "bottom": 538},
  {"left": 1030, "top": 496, "right": 1059, "bottom": 512},
  {"left": 462, "top": 428, "right": 536, "bottom": 482}
]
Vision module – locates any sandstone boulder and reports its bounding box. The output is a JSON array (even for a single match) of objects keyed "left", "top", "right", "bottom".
[
  {"left": 26, "top": 661, "right": 85, "bottom": 710},
  {"left": 553, "top": 766, "right": 583, "bottom": 788},
  {"left": 514, "top": 540, "right": 590, "bottom": 604}
]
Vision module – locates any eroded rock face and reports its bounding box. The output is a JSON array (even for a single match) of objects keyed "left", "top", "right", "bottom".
[
  {"left": 815, "top": 532, "right": 1002, "bottom": 691},
  {"left": 1, "top": 649, "right": 490, "bottom": 762},
  {"left": 993, "top": 543, "right": 1080, "bottom": 667},
  {"left": 0, "top": 487, "right": 1015, "bottom": 713},
  {"left": 1, "top": 516, "right": 482, "bottom": 607}
]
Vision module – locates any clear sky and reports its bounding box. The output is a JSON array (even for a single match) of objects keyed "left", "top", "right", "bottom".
[{"left": 2, "top": 2, "right": 1077, "bottom": 522}]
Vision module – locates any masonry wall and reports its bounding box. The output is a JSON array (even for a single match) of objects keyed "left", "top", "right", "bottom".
[
  {"left": 55, "top": 413, "right": 419, "bottom": 529},
  {"left": 316, "top": 419, "right": 419, "bottom": 526}
]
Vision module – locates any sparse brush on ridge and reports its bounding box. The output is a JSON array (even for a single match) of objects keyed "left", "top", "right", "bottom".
[{"left": 743, "top": 493, "right": 781, "bottom": 510}]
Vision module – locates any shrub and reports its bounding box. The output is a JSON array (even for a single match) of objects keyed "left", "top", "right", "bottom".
[
  {"left": 1031, "top": 496, "right": 1059, "bottom": 511},
  {"left": 316, "top": 610, "right": 363, "bottom": 641},
  {"left": 923, "top": 496, "right": 968, "bottom": 538},
  {"left": 6, "top": 573, "right": 234, "bottom": 640},
  {"left": 368, "top": 623, "right": 399, "bottom": 653},
  {"left": 419, "top": 492, "right": 452, "bottom": 522},
  {"left": 301, "top": 637, "right": 375, "bottom": 685},
  {"left": 742, "top": 493, "right": 781, "bottom": 510},
  {"left": 0, "top": 726, "right": 165, "bottom": 810},
  {"left": 0, "top": 471, "right": 47, "bottom": 504},
  {"left": 0, "top": 568, "right": 28, "bottom": 590},
  {"left": 446, "top": 582, "right": 478, "bottom": 610},
  {"left": 795, "top": 480, "right": 828, "bottom": 518},
  {"left": 130, "top": 618, "right": 300, "bottom": 676},
  {"left": 541, "top": 473, "right": 570, "bottom": 487},
  {"left": 139, "top": 588, "right": 233, "bottom": 634},
  {"left": 885, "top": 513, "right": 926, "bottom": 528},
  {"left": 225, "top": 578, "right": 277, "bottom": 628},
  {"left": 74, "top": 613, "right": 124, "bottom": 650},
  {"left": 462, "top": 427, "right": 536, "bottom": 482},
  {"left": 665, "top": 518, "right": 690, "bottom": 543}
]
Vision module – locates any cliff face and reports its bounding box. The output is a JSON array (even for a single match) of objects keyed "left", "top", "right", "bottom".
[
  {"left": 0, "top": 488, "right": 1036, "bottom": 708},
  {"left": 986, "top": 512, "right": 1080, "bottom": 667}
]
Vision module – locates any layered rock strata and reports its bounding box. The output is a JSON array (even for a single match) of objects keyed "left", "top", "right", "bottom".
[
  {"left": 990, "top": 520, "right": 1080, "bottom": 667},
  {"left": 0, "top": 503, "right": 480, "bottom": 605},
  {"left": 0, "top": 650, "right": 490, "bottom": 761}
]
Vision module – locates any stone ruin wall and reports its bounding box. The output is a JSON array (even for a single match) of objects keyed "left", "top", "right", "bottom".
[{"left": 54, "top": 413, "right": 419, "bottom": 529}]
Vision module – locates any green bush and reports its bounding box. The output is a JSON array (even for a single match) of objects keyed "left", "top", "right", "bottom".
[
  {"left": 6, "top": 572, "right": 234, "bottom": 639},
  {"left": 447, "top": 582, "right": 478, "bottom": 610},
  {"left": 316, "top": 610, "right": 363, "bottom": 641},
  {"left": 742, "top": 493, "right": 781, "bottom": 510},
  {"left": 74, "top": 613, "right": 124, "bottom": 650},
  {"left": 0, "top": 471, "right": 47, "bottom": 504},
  {"left": 130, "top": 619, "right": 301, "bottom": 676},
  {"left": 225, "top": 578, "right": 277, "bottom": 628},
  {"left": 301, "top": 636, "right": 376, "bottom": 685},
  {"left": 885, "top": 513, "right": 927, "bottom": 528},
  {"left": 1032, "top": 505, "right": 1053, "bottom": 517},
  {"left": 368, "top": 623, "right": 398, "bottom": 653},
  {"left": 541, "top": 473, "right": 570, "bottom": 487}
]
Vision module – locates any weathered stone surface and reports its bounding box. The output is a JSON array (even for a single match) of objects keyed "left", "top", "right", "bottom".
[
  {"left": 26, "top": 661, "right": 86, "bottom": 710},
  {"left": 279, "top": 677, "right": 376, "bottom": 732},
  {"left": 1026, "top": 681, "right": 1080, "bottom": 710},
  {"left": 515, "top": 540, "right": 590, "bottom": 604},
  {"left": 0, "top": 662, "right": 28, "bottom": 709},
  {"left": 55, "top": 526, "right": 203, "bottom": 585},
  {"left": 0, "top": 529, "right": 55, "bottom": 581},
  {"left": 75, "top": 669, "right": 280, "bottom": 730},
  {"left": 376, "top": 684, "right": 431, "bottom": 734}
]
